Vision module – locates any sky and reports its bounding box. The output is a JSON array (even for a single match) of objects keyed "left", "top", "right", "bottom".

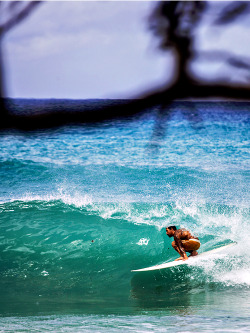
[
  {"left": 5, "top": 1, "right": 168, "bottom": 99},
  {"left": 4, "top": 1, "right": 250, "bottom": 100}
]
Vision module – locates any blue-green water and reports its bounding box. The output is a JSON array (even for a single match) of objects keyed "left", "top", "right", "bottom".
[{"left": 0, "top": 101, "right": 249, "bottom": 331}]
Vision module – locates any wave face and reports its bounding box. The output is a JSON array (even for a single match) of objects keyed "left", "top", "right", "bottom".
[{"left": 0, "top": 101, "right": 249, "bottom": 315}]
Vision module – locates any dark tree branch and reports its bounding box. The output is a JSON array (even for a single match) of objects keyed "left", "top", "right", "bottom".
[
  {"left": 214, "top": 1, "right": 250, "bottom": 25},
  {"left": 2, "top": 78, "right": 250, "bottom": 131},
  {"left": 0, "top": 1, "right": 42, "bottom": 35},
  {"left": 0, "top": 1, "right": 42, "bottom": 123}
]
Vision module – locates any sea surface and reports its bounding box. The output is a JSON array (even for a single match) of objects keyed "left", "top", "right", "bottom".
[{"left": 0, "top": 100, "right": 249, "bottom": 332}]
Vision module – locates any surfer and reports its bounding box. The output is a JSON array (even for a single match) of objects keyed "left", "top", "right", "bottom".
[{"left": 166, "top": 226, "right": 200, "bottom": 261}]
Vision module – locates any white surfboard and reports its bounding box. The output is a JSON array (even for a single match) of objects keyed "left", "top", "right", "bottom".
[{"left": 131, "top": 243, "right": 236, "bottom": 272}]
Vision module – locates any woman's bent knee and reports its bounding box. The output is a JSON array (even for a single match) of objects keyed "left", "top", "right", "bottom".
[{"left": 171, "top": 241, "right": 177, "bottom": 248}]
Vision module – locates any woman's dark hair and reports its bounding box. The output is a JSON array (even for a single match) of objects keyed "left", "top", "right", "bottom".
[{"left": 166, "top": 225, "right": 177, "bottom": 231}]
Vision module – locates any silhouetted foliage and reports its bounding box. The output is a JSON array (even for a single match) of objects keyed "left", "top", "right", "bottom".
[
  {"left": 214, "top": 1, "right": 249, "bottom": 25},
  {"left": 0, "top": 1, "right": 41, "bottom": 121},
  {"left": 1, "top": 1, "right": 250, "bottom": 133}
]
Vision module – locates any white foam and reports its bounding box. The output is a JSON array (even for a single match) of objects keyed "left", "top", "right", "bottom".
[
  {"left": 136, "top": 238, "right": 150, "bottom": 246},
  {"left": 41, "top": 270, "right": 49, "bottom": 277},
  {"left": 218, "top": 269, "right": 250, "bottom": 286},
  {"left": 1, "top": 188, "right": 93, "bottom": 209}
]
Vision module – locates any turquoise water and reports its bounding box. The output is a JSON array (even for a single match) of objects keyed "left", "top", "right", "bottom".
[{"left": 0, "top": 101, "right": 249, "bottom": 331}]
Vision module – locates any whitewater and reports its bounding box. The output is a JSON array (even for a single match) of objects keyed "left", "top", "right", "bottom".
[{"left": 0, "top": 100, "right": 249, "bottom": 332}]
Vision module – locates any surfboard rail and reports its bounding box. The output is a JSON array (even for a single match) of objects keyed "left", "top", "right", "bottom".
[{"left": 131, "top": 242, "right": 236, "bottom": 272}]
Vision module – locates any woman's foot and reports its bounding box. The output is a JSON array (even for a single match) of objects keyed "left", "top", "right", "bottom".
[{"left": 175, "top": 257, "right": 185, "bottom": 261}]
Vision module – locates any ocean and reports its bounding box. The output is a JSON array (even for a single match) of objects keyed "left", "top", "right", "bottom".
[{"left": 0, "top": 100, "right": 249, "bottom": 332}]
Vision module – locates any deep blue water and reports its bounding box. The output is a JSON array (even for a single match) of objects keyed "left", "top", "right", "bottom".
[{"left": 0, "top": 100, "right": 249, "bottom": 331}]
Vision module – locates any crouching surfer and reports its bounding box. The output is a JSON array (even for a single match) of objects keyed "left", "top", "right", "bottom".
[{"left": 166, "top": 226, "right": 200, "bottom": 261}]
